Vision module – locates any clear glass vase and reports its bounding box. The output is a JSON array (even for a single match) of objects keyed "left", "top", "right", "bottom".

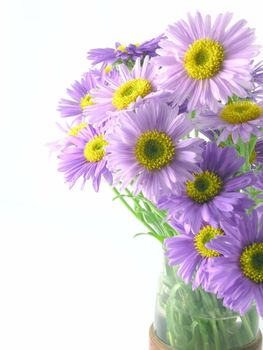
[{"left": 152, "top": 259, "right": 262, "bottom": 350}]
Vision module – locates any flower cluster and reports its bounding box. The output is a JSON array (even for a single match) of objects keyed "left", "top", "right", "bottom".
[
  {"left": 87, "top": 34, "right": 164, "bottom": 66},
  {"left": 52, "top": 12, "right": 263, "bottom": 320}
]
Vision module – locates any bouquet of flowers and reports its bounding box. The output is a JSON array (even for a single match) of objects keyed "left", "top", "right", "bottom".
[{"left": 51, "top": 12, "right": 263, "bottom": 350}]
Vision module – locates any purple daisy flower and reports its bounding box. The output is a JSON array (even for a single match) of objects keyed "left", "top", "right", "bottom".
[
  {"left": 87, "top": 42, "right": 132, "bottom": 66},
  {"left": 206, "top": 211, "right": 263, "bottom": 317},
  {"left": 57, "top": 71, "right": 97, "bottom": 121},
  {"left": 47, "top": 120, "right": 89, "bottom": 155},
  {"left": 154, "top": 12, "right": 259, "bottom": 112},
  {"left": 85, "top": 56, "right": 171, "bottom": 126},
  {"left": 87, "top": 42, "right": 137, "bottom": 66},
  {"left": 165, "top": 222, "right": 224, "bottom": 289},
  {"left": 87, "top": 36, "right": 165, "bottom": 66},
  {"left": 106, "top": 101, "right": 203, "bottom": 202},
  {"left": 158, "top": 142, "right": 255, "bottom": 233},
  {"left": 126, "top": 34, "right": 165, "bottom": 60},
  {"left": 196, "top": 100, "right": 263, "bottom": 144},
  {"left": 58, "top": 124, "right": 112, "bottom": 191},
  {"left": 250, "top": 139, "right": 263, "bottom": 165},
  {"left": 93, "top": 63, "right": 120, "bottom": 86}
]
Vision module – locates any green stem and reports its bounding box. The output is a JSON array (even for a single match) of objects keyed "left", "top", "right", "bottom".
[
  {"left": 112, "top": 187, "right": 161, "bottom": 238},
  {"left": 211, "top": 321, "right": 221, "bottom": 350},
  {"left": 239, "top": 136, "right": 257, "bottom": 173},
  {"left": 195, "top": 317, "right": 210, "bottom": 350},
  {"left": 241, "top": 313, "right": 255, "bottom": 341},
  {"left": 124, "top": 188, "right": 176, "bottom": 238}
]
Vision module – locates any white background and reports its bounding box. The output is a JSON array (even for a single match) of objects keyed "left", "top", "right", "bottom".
[{"left": 1, "top": 1, "right": 263, "bottom": 349}]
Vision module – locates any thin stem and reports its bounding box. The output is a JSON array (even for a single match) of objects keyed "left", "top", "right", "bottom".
[
  {"left": 124, "top": 188, "right": 176, "bottom": 238},
  {"left": 211, "top": 321, "right": 221, "bottom": 350},
  {"left": 241, "top": 313, "right": 255, "bottom": 340},
  {"left": 112, "top": 187, "right": 160, "bottom": 237}
]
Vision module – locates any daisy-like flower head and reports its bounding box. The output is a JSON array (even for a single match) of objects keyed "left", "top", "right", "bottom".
[
  {"left": 85, "top": 56, "right": 172, "bottom": 126},
  {"left": 94, "top": 64, "right": 120, "bottom": 86},
  {"left": 154, "top": 12, "right": 259, "bottom": 112},
  {"left": 87, "top": 36, "right": 164, "bottom": 66},
  {"left": 87, "top": 42, "right": 136, "bottom": 66},
  {"left": 250, "top": 139, "right": 263, "bottom": 166},
  {"left": 126, "top": 34, "right": 165, "bottom": 60},
  {"left": 166, "top": 222, "right": 224, "bottom": 289},
  {"left": 196, "top": 99, "right": 263, "bottom": 144},
  {"left": 106, "top": 101, "right": 203, "bottom": 202},
  {"left": 158, "top": 142, "right": 255, "bottom": 233},
  {"left": 87, "top": 42, "right": 133, "bottom": 66},
  {"left": 206, "top": 211, "right": 263, "bottom": 317},
  {"left": 58, "top": 124, "right": 112, "bottom": 191},
  {"left": 47, "top": 120, "right": 88, "bottom": 154},
  {"left": 57, "top": 71, "right": 97, "bottom": 121}
]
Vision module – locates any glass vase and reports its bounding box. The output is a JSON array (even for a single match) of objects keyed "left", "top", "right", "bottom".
[{"left": 150, "top": 258, "right": 262, "bottom": 350}]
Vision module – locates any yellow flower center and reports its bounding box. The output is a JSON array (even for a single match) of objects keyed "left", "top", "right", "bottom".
[
  {"left": 134, "top": 130, "right": 175, "bottom": 171},
  {"left": 112, "top": 78, "right": 152, "bottom": 110},
  {"left": 104, "top": 65, "right": 112, "bottom": 74},
  {"left": 184, "top": 38, "right": 225, "bottom": 80},
  {"left": 240, "top": 243, "right": 263, "bottom": 283},
  {"left": 134, "top": 43, "right": 140, "bottom": 47},
  {"left": 220, "top": 101, "right": 263, "bottom": 124},
  {"left": 80, "top": 94, "right": 94, "bottom": 110},
  {"left": 83, "top": 135, "right": 108, "bottom": 163},
  {"left": 68, "top": 122, "right": 88, "bottom": 137},
  {"left": 116, "top": 44, "right": 127, "bottom": 53},
  {"left": 194, "top": 226, "right": 224, "bottom": 258},
  {"left": 186, "top": 171, "right": 223, "bottom": 203}
]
